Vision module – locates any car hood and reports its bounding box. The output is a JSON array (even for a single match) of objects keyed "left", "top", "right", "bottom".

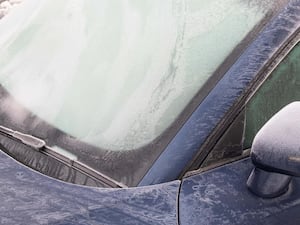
[{"left": 0, "top": 150, "right": 179, "bottom": 225}]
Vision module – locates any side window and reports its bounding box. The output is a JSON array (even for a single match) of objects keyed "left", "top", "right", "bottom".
[
  {"left": 200, "top": 41, "right": 300, "bottom": 169},
  {"left": 244, "top": 41, "right": 300, "bottom": 148}
]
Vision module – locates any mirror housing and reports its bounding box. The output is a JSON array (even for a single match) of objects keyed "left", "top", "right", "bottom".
[{"left": 247, "top": 102, "right": 300, "bottom": 198}]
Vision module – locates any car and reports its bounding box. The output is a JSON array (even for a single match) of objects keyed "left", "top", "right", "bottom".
[{"left": 0, "top": 0, "right": 299, "bottom": 224}]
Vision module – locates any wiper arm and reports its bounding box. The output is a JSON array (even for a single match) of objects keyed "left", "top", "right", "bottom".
[{"left": 0, "top": 125, "right": 126, "bottom": 188}]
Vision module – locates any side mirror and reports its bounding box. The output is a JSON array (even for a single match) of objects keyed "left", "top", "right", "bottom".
[{"left": 247, "top": 102, "right": 300, "bottom": 198}]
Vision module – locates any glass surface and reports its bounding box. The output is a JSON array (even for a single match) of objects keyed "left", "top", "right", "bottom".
[
  {"left": 244, "top": 42, "right": 300, "bottom": 148},
  {"left": 0, "top": 0, "right": 274, "bottom": 151}
]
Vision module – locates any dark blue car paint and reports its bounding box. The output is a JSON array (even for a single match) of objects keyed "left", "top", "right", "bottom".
[
  {"left": 0, "top": 151, "right": 179, "bottom": 225},
  {"left": 179, "top": 158, "right": 300, "bottom": 225},
  {"left": 139, "top": 0, "right": 300, "bottom": 185}
]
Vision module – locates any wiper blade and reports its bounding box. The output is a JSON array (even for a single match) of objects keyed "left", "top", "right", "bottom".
[
  {"left": 0, "top": 126, "right": 46, "bottom": 150},
  {"left": 0, "top": 125, "right": 127, "bottom": 188}
]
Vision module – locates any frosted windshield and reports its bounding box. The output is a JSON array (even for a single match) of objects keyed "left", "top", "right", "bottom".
[{"left": 0, "top": 0, "right": 275, "bottom": 151}]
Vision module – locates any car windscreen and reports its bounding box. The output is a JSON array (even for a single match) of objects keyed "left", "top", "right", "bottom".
[{"left": 0, "top": 0, "right": 288, "bottom": 186}]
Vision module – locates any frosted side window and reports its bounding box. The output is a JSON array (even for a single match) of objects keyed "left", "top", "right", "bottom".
[{"left": 244, "top": 42, "right": 300, "bottom": 148}]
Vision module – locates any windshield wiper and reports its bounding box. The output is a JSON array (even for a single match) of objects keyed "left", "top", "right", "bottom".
[
  {"left": 0, "top": 126, "right": 46, "bottom": 150},
  {"left": 0, "top": 125, "right": 127, "bottom": 188}
]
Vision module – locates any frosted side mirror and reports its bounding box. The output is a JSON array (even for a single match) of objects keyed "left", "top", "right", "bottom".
[{"left": 247, "top": 102, "right": 300, "bottom": 198}]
